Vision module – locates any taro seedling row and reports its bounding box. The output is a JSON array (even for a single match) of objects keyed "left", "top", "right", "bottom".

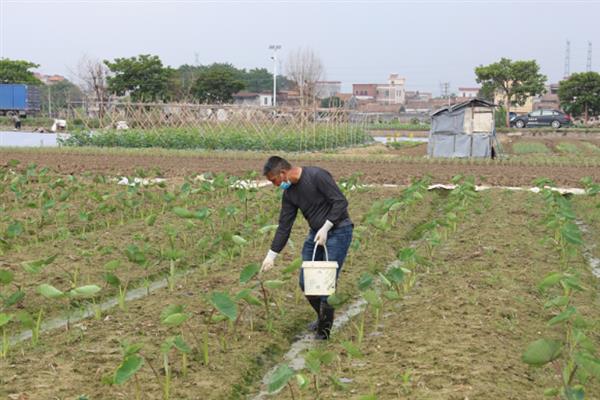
[
  {"left": 0, "top": 181, "right": 441, "bottom": 399},
  {"left": 270, "top": 186, "right": 600, "bottom": 400}
]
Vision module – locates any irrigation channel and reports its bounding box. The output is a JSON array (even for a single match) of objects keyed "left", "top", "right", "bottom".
[{"left": 0, "top": 131, "right": 68, "bottom": 147}]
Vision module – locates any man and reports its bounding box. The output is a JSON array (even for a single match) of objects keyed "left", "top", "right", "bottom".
[{"left": 260, "top": 156, "right": 353, "bottom": 340}]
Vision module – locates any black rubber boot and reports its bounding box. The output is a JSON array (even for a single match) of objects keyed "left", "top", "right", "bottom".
[
  {"left": 315, "top": 302, "right": 335, "bottom": 340},
  {"left": 306, "top": 296, "right": 321, "bottom": 331}
]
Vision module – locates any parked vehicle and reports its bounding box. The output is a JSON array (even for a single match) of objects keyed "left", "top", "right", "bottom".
[
  {"left": 0, "top": 83, "right": 41, "bottom": 117},
  {"left": 511, "top": 109, "right": 572, "bottom": 129}
]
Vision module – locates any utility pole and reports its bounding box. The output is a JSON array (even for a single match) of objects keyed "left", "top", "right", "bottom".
[
  {"left": 587, "top": 41, "right": 592, "bottom": 72},
  {"left": 564, "top": 40, "right": 571, "bottom": 78},
  {"left": 269, "top": 44, "right": 281, "bottom": 107},
  {"left": 48, "top": 84, "right": 52, "bottom": 118},
  {"left": 441, "top": 82, "right": 450, "bottom": 106}
]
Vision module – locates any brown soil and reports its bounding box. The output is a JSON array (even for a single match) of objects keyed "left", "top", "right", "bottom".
[{"left": 2, "top": 147, "right": 600, "bottom": 187}]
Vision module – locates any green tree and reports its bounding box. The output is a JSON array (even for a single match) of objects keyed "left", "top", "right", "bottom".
[
  {"left": 104, "top": 54, "right": 173, "bottom": 102},
  {"left": 475, "top": 58, "right": 546, "bottom": 127},
  {"left": 40, "top": 79, "right": 84, "bottom": 116},
  {"left": 191, "top": 63, "right": 245, "bottom": 104},
  {"left": 0, "top": 59, "right": 42, "bottom": 84},
  {"left": 243, "top": 68, "right": 273, "bottom": 92},
  {"left": 320, "top": 96, "right": 344, "bottom": 108},
  {"left": 558, "top": 71, "right": 600, "bottom": 122}
]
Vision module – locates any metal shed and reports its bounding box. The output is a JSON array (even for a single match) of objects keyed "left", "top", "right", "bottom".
[{"left": 427, "top": 98, "right": 497, "bottom": 158}]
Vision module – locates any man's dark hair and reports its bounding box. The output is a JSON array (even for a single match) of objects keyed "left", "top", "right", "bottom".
[{"left": 263, "top": 156, "right": 292, "bottom": 176}]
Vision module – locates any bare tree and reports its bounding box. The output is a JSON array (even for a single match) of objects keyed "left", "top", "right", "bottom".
[
  {"left": 74, "top": 55, "right": 110, "bottom": 118},
  {"left": 285, "top": 47, "right": 324, "bottom": 107}
]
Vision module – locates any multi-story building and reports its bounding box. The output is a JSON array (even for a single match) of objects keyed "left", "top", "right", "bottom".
[
  {"left": 457, "top": 87, "right": 480, "bottom": 98},
  {"left": 353, "top": 74, "right": 406, "bottom": 105}
]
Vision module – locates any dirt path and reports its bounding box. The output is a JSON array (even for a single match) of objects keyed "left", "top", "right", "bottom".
[{"left": 1, "top": 149, "right": 599, "bottom": 187}]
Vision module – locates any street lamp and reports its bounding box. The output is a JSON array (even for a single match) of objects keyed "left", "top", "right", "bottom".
[{"left": 269, "top": 44, "right": 281, "bottom": 107}]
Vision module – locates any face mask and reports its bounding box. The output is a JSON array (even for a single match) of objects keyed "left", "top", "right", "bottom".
[{"left": 280, "top": 180, "right": 292, "bottom": 190}]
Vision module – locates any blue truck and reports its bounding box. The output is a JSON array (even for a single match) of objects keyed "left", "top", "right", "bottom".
[{"left": 0, "top": 83, "right": 41, "bottom": 117}]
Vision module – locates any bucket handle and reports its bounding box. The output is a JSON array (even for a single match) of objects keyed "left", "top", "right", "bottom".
[{"left": 311, "top": 244, "right": 329, "bottom": 262}]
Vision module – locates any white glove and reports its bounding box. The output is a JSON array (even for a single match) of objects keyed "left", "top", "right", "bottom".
[
  {"left": 260, "top": 250, "right": 278, "bottom": 273},
  {"left": 314, "top": 220, "right": 334, "bottom": 246}
]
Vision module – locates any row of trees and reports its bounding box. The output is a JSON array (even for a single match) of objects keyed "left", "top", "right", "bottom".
[
  {"left": 475, "top": 58, "right": 600, "bottom": 126},
  {"left": 0, "top": 48, "right": 326, "bottom": 112},
  {"left": 1, "top": 55, "right": 599, "bottom": 123}
]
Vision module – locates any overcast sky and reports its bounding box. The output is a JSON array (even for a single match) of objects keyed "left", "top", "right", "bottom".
[{"left": 0, "top": 0, "right": 598, "bottom": 95}]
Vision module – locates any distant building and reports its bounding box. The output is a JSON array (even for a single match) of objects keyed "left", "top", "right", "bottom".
[
  {"left": 34, "top": 73, "right": 66, "bottom": 85},
  {"left": 353, "top": 74, "right": 406, "bottom": 105},
  {"left": 533, "top": 83, "right": 560, "bottom": 111},
  {"left": 315, "top": 81, "right": 341, "bottom": 99},
  {"left": 405, "top": 91, "right": 433, "bottom": 102},
  {"left": 352, "top": 83, "right": 378, "bottom": 99},
  {"left": 233, "top": 92, "right": 273, "bottom": 107},
  {"left": 457, "top": 87, "right": 480, "bottom": 98}
]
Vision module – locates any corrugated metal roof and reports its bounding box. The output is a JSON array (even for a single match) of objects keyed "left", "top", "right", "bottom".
[{"left": 431, "top": 98, "right": 495, "bottom": 117}]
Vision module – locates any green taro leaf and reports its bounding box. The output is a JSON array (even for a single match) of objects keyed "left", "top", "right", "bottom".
[
  {"left": 522, "top": 339, "right": 563, "bottom": 366},
  {"left": 362, "top": 289, "right": 382, "bottom": 309},
  {"left": 69, "top": 285, "right": 101, "bottom": 298},
  {"left": 16, "top": 311, "right": 34, "bottom": 329},
  {"left": 114, "top": 355, "right": 144, "bottom": 385},
  {"left": 327, "top": 293, "right": 350, "bottom": 308},
  {"left": 0, "top": 269, "right": 14, "bottom": 285},
  {"left": 38, "top": 284, "right": 64, "bottom": 299},
  {"left": 258, "top": 224, "right": 278, "bottom": 235},
  {"left": 232, "top": 235, "right": 247, "bottom": 245},
  {"left": 0, "top": 312, "right": 13, "bottom": 327},
  {"left": 358, "top": 272, "right": 373, "bottom": 291},
  {"left": 123, "top": 342, "right": 143, "bottom": 357},
  {"left": 160, "top": 304, "right": 184, "bottom": 321},
  {"left": 210, "top": 291, "right": 237, "bottom": 321},
  {"left": 264, "top": 280, "right": 285, "bottom": 290},
  {"left": 172, "top": 207, "right": 194, "bottom": 218},
  {"left": 383, "top": 290, "right": 401, "bottom": 300},
  {"left": 145, "top": 214, "right": 157, "bottom": 226},
  {"left": 162, "top": 313, "right": 189, "bottom": 327},
  {"left": 173, "top": 335, "right": 191, "bottom": 353},
  {"left": 103, "top": 273, "right": 121, "bottom": 287},
  {"left": 387, "top": 267, "right": 404, "bottom": 284},
  {"left": 544, "top": 296, "right": 569, "bottom": 309},
  {"left": 4, "top": 290, "right": 25, "bottom": 307},
  {"left": 296, "top": 373, "right": 308, "bottom": 389},
  {"left": 6, "top": 221, "right": 24, "bottom": 238},
  {"left": 268, "top": 364, "right": 295, "bottom": 393},
  {"left": 22, "top": 254, "right": 58, "bottom": 274},
  {"left": 240, "top": 263, "right": 260, "bottom": 284},
  {"left": 235, "top": 289, "right": 262, "bottom": 306},
  {"left": 574, "top": 352, "right": 600, "bottom": 379},
  {"left": 282, "top": 257, "right": 302, "bottom": 274},
  {"left": 548, "top": 306, "right": 576, "bottom": 326},
  {"left": 341, "top": 341, "right": 363, "bottom": 358},
  {"left": 538, "top": 272, "right": 564, "bottom": 291},
  {"left": 104, "top": 259, "right": 121, "bottom": 271}
]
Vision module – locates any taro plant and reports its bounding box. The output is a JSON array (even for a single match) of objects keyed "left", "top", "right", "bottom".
[
  {"left": 37, "top": 283, "right": 102, "bottom": 329},
  {"left": 523, "top": 272, "right": 600, "bottom": 399},
  {"left": 0, "top": 312, "right": 11, "bottom": 358},
  {"left": 160, "top": 304, "right": 193, "bottom": 399},
  {"left": 102, "top": 259, "right": 129, "bottom": 310},
  {"left": 303, "top": 347, "right": 337, "bottom": 397},
  {"left": 109, "top": 342, "right": 145, "bottom": 400}
]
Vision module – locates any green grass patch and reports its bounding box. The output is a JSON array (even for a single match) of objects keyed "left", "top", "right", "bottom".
[
  {"left": 386, "top": 140, "right": 424, "bottom": 150},
  {"left": 581, "top": 142, "right": 600, "bottom": 153},
  {"left": 555, "top": 142, "right": 581, "bottom": 154},
  {"left": 512, "top": 142, "right": 551, "bottom": 154}
]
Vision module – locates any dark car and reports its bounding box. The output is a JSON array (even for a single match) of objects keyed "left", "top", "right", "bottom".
[{"left": 511, "top": 109, "right": 572, "bottom": 129}]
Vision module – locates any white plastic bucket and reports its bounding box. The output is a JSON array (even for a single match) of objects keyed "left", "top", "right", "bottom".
[{"left": 302, "top": 245, "right": 338, "bottom": 296}]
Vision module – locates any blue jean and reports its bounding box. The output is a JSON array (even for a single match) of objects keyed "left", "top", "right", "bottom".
[{"left": 300, "top": 224, "right": 353, "bottom": 302}]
